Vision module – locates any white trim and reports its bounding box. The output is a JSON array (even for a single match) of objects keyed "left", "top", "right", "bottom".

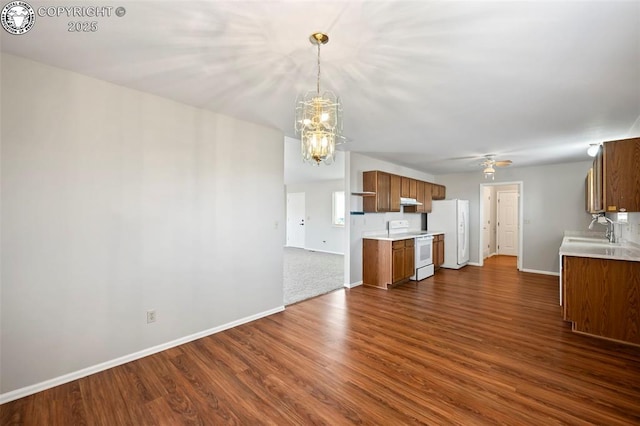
[
  {"left": 347, "top": 280, "right": 363, "bottom": 289},
  {"left": 0, "top": 306, "right": 285, "bottom": 405},
  {"left": 520, "top": 268, "right": 560, "bottom": 276},
  {"left": 468, "top": 262, "right": 482, "bottom": 267}
]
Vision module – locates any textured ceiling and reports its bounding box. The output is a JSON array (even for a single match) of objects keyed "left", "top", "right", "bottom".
[{"left": 2, "top": 1, "right": 639, "bottom": 177}]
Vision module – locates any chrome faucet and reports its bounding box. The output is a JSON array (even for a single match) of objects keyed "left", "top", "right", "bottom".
[{"left": 588, "top": 213, "right": 616, "bottom": 243}]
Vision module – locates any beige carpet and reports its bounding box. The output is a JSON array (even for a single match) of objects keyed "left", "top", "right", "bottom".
[{"left": 283, "top": 247, "right": 344, "bottom": 305}]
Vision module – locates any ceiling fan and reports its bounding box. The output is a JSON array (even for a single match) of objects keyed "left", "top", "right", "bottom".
[{"left": 478, "top": 155, "right": 512, "bottom": 180}]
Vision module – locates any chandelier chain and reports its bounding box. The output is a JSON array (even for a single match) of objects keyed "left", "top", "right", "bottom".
[{"left": 316, "top": 42, "right": 321, "bottom": 95}]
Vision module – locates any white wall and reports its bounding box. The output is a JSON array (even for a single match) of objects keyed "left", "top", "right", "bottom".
[
  {"left": 0, "top": 54, "right": 285, "bottom": 396},
  {"left": 347, "top": 153, "right": 436, "bottom": 285},
  {"left": 437, "top": 161, "right": 593, "bottom": 273},
  {"left": 286, "top": 179, "right": 345, "bottom": 254}
]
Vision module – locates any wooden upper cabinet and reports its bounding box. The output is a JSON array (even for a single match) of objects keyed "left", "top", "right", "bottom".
[
  {"left": 407, "top": 180, "right": 433, "bottom": 213},
  {"left": 423, "top": 182, "right": 433, "bottom": 213},
  {"left": 390, "top": 174, "right": 401, "bottom": 212},
  {"left": 363, "top": 171, "right": 401, "bottom": 213},
  {"left": 401, "top": 177, "right": 417, "bottom": 198},
  {"left": 363, "top": 170, "right": 444, "bottom": 213},
  {"left": 432, "top": 184, "right": 446, "bottom": 200},
  {"left": 603, "top": 137, "right": 640, "bottom": 212}
]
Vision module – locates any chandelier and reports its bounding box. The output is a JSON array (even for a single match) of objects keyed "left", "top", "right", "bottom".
[{"left": 295, "top": 32, "right": 343, "bottom": 165}]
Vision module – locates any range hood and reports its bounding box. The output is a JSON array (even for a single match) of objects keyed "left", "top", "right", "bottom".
[{"left": 400, "top": 197, "right": 422, "bottom": 206}]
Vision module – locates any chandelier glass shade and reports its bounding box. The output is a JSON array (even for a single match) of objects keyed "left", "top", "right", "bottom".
[{"left": 295, "top": 33, "right": 343, "bottom": 165}]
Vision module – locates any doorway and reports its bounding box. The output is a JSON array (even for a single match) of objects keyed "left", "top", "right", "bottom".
[
  {"left": 286, "top": 192, "right": 305, "bottom": 248},
  {"left": 479, "top": 182, "right": 523, "bottom": 270}
]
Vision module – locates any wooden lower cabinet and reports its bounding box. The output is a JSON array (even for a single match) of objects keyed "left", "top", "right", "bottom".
[
  {"left": 433, "top": 234, "right": 445, "bottom": 270},
  {"left": 563, "top": 255, "right": 640, "bottom": 345},
  {"left": 363, "top": 238, "right": 415, "bottom": 289}
]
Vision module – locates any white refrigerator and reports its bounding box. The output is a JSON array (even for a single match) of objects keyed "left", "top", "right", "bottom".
[{"left": 429, "top": 199, "right": 470, "bottom": 269}]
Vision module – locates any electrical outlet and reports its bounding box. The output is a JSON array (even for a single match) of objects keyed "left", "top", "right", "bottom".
[{"left": 146, "top": 310, "right": 156, "bottom": 324}]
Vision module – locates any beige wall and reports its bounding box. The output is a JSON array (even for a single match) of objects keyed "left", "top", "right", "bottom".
[{"left": 1, "top": 54, "right": 285, "bottom": 396}]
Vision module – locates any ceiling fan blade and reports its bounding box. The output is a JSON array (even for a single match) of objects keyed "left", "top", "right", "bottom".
[{"left": 495, "top": 160, "right": 512, "bottom": 167}]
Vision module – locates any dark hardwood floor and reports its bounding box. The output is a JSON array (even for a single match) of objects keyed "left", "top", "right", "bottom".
[{"left": 3, "top": 255, "right": 640, "bottom": 425}]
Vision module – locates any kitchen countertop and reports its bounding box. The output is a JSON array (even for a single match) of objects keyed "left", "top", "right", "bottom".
[
  {"left": 559, "top": 232, "right": 640, "bottom": 262},
  {"left": 363, "top": 230, "right": 445, "bottom": 241}
]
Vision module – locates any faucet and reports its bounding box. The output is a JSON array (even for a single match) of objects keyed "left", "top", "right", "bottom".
[{"left": 588, "top": 213, "right": 616, "bottom": 243}]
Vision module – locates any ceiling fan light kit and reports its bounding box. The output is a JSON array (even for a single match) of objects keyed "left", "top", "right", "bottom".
[
  {"left": 483, "top": 166, "right": 496, "bottom": 180},
  {"left": 479, "top": 155, "right": 512, "bottom": 180},
  {"left": 294, "top": 32, "right": 343, "bottom": 165}
]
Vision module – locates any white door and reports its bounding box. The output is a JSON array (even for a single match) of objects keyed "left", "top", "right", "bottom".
[
  {"left": 497, "top": 191, "right": 518, "bottom": 256},
  {"left": 482, "top": 187, "right": 492, "bottom": 259},
  {"left": 286, "top": 192, "right": 305, "bottom": 248}
]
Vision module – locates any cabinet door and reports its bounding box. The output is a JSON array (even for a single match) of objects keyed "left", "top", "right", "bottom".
[
  {"left": 392, "top": 247, "right": 405, "bottom": 283},
  {"left": 390, "top": 174, "right": 401, "bottom": 212},
  {"left": 414, "top": 181, "right": 425, "bottom": 213},
  {"left": 404, "top": 244, "right": 415, "bottom": 278},
  {"left": 604, "top": 137, "right": 640, "bottom": 212},
  {"left": 433, "top": 235, "right": 445, "bottom": 269},
  {"left": 406, "top": 181, "right": 425, "bottom": 213},
  {"left": 423, "top": 182, "right": 433, "bottom": 213},
  {"left": 401, "top": 177, "right": 411, "bottom": 198},
  {"left": 409, "top": 179, "right": 417, "bottom": 199},
  {"left": 432, "top": 184, "right": 446, "bottom": 200}
]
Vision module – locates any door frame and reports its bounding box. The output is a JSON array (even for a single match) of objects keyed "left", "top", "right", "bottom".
[{"left": 478, "top": 181, "right": 523, "bottom": 270}]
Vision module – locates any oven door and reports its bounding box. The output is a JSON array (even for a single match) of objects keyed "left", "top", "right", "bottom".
[{"left": 415, "top": 235, "right": 434, "bottom": 268}]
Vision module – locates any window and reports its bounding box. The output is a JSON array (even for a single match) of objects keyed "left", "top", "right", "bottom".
[{"left": 332, "top": 191, "right": 345, "bottom": 227}]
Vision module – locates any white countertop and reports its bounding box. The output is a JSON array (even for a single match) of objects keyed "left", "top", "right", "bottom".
[
  {"left": 363, "top": 230, "right": 445, "bottom": 241},
  {"left": 559, "top": 232, "right": 640, "bottom": 262}
]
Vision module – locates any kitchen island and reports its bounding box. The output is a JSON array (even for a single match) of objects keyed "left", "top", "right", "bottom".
[{"left": 559, "top": 232, "right": 640, "bottom": 346}]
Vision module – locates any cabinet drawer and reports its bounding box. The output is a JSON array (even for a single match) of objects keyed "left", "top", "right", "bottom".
[
  {"left": 392, "top": 239, "right": 414, "bottom": 249},
  {"left": 392, "top": 240, "right": 406, "bottom": 249}
]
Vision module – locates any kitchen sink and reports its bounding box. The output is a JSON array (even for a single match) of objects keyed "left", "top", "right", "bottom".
[{"left": 564, "top": 237, "right": 618, "bottom": 246}]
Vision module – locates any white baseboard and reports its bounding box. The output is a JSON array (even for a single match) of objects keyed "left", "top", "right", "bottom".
[
  {"left": 347, "top": 281, "right": 363, "bottom": 289},
  {"left": 0, "top": 306, "right": 285, "bottom": 405},
  {"left": 520, "top": 268, "right": 560, "bottom": 276},
  {"left": 468, "top": 262, "right": 481, "bottom": 267}
]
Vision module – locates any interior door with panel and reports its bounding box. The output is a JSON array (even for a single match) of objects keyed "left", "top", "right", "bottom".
[
  {"left": 497, "top": 191, "right": 518, "bottom": 256},
  {"left": 286, "top": 192, "right": 305, "bottom": 248}
]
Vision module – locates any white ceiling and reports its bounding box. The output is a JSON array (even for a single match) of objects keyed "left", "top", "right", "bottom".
[{"left": 2, "top": 1, "right": 639, "bottom": 176}]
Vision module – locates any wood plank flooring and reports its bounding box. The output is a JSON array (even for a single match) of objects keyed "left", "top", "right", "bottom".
[{"left": 3, "top": 255, "right": 640, "bottom": 425}]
